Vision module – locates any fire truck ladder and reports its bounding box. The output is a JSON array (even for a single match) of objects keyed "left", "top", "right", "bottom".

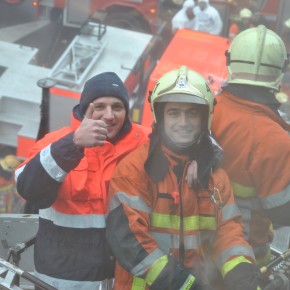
[{"left": 49, "top": 20, "right": 107, "bottom": 88}]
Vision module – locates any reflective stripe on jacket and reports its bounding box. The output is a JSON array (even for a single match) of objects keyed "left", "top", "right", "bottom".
[
  {"left": 212, "top": 91, "right": 290, "bottom": 265},
  {"left": 106, "top": 142, "right": 255, "bottom": 290}
]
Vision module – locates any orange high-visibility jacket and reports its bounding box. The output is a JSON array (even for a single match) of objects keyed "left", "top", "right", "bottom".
[
  {"left": 16, "top": 114, "right": 151, "bottom": 287},
  {"left": 212, "top": 91, "right": 290, "bottom": 265},
  {"left": 106, "top": 142, "right": 255, "bottom": 290}
]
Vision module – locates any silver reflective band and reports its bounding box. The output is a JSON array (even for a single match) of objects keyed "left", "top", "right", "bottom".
[
  {"left": 221, "top": 203, "right": 241, "bottom": 222},
  {"left": 215, "top": 244, "right": 255, "bottom": 268},
  {"left": 109, "top": 191, "right": 151, "bottom": 214},
  {"left": 151, "top": 232, "right": 201, "bottom": 252},
  {"left": 131, "top": 248, "right": 164, "bottom": 277},
  {"left": 40, "top": 144, "right": 67, "bottom": 182},
  {"left": 261, "top": 184, "right": 290, "bottom": 209},
  {"left": 14, "top": 164, "right": 25, "bottom": 181},
  {"left": 39, "top": 207, "right": 106, "bottom": 229},
  {"left": 35, "top": 271, "right": 114, "bottom": 290}
]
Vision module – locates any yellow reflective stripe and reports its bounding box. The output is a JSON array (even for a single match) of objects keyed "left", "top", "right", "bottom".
[
  {"left": 151, "top": 213, "right": 179, "bottom": 229},
  {"left": 221, "top": 257, "right": 252, "bottom": 278},
  {"left": 199, "top": 216, "right": 217, "bottom": 230},
  {"left": 182, "top": 274, "right": 196, "bottom": 290},
  {"left": 145, "top": 255, "right": 168, "bottom": 286},
  {"left": 216, "top": 245, "right": 255, "bottom": 268},
  {"left": 132, "top": 276, "right": 146, "bottom": 290},
  {"left": 231, "top": 181, "right": 257, "bottom": 198},
  {"left": 151, "top": 214, "right": 216, "bottom": 231},
  {"left": 0, "top": 184, "right": 13, "bottom": 191}
]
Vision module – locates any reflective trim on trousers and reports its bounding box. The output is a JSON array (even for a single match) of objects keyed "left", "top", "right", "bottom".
[
  {"left": 35, "top": 271, "right": 114, "bottom": 290},
  {"left": 39, "top": 207, "right": 106, "bottom": 229}
]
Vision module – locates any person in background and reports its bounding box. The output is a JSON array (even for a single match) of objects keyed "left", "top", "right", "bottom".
[
  {"left": 251, "top": 11, "right": 269, "bottom": 28},
  {"left": 281, "top": 18, "right": 290, "bottom": 51},
  {"left": 171, "top": 0, "right": 196, "bottom": 34},
  {"left": 212, "top": 25, "right": 290, "bottom": 267},
  {"left": 228, "top": 8, "right": 254, "bottom": 42},
  {"left": 15, "top": 72, "right": 151, "bottom": 289},
  {"left": 106, "top": 65, "right": 260, "bottom": 290},
  {"left": 193, "top": 0, "right": 223, "bottom": 35},
  {"left": 0, "top": 154, "right": 24, "bottom": 213}
]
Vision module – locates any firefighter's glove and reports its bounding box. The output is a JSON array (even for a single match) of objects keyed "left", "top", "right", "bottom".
[
  {"left": 224, "top": 262, "right": 262, "bottom": 290},
  {"left": 149, "top": 254, "right": 215, "bottom": 290}
]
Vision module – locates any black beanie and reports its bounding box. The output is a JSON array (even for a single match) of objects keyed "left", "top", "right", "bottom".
[{"left": 73, "top": 72, "right": 129, "bottom": 119}]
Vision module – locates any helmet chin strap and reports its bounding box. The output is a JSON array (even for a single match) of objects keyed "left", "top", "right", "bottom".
[
  {"left": 174, "top": 133, "right": 203, "bottom": 149},
  {"left": 161, "top": 130, "right": 203, "bottom": 152}
]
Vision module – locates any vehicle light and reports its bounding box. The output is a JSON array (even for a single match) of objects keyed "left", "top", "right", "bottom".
[{"left": 149, "top": 8, "right": 156, "bottom": 14}]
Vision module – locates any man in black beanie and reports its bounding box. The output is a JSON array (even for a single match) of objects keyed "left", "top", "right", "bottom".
[{"left": 15, "top": 72, "right": 151, "bottom": 289}]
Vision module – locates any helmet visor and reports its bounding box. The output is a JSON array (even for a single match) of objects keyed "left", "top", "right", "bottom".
[{"left": 155, "top": 93, "right": 209, "bottom": 105}]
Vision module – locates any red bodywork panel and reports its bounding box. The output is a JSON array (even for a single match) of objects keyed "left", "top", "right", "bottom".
[
  {"left": 47, "top": 0, "right": 157, "bottom": 26},
  {"left": 141, "top": 29, "right": 230, "bottom": 128}
]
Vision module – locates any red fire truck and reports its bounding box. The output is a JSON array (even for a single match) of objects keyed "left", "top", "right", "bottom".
[
  {"left": 31, "top": 0, "right": 179, "bottom": 33},
  {"left": 30, "top": 0, "right": 235, "bottom": 34}
]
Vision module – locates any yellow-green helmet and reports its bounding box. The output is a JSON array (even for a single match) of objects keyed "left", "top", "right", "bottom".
[
  {"left": 226, "top": 25, "right": 289, "bottom": 91},
  {"left": 150, "top": 66, "right": 214, "bottom": 131}
]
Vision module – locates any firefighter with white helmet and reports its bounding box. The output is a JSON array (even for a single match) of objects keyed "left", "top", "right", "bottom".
[
  {"left": 228, "top": 7, "right": 254, "bottom": 42},
  {"left": 193, "top": 0, "right": 223, "bottom": 35},
  {"left": 106, "top": 66, "right": 260, "bottom": 290},
  {"left": 239, "top": 8, "right": 252, "bottom": 19},
  {"left": 171, "top": 0, "right": 196, "bottom": 33},
  {"left": 226, "top": 25, "right": 288, "bottom": 90},
  {"left": 212, "top": 25, "right": 290, "bottom": 267}
]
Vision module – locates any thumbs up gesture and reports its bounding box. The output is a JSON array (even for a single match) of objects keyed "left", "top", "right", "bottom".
[{"left": 73, "top": 103, "right": 108, "bottom": 148}]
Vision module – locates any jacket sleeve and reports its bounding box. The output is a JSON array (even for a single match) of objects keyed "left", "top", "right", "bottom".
[
  {"left": 15, "top": 132, "right": 84, "bottom": 209},
  {"left": 211, "top": 169, "right": 256, "bottom": 279},
  {"left": 106, "top": 155, "right": 202, "bottom": 290},
  {"left": 252, "top": 123, "right": 290, "bottom": 224}
]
